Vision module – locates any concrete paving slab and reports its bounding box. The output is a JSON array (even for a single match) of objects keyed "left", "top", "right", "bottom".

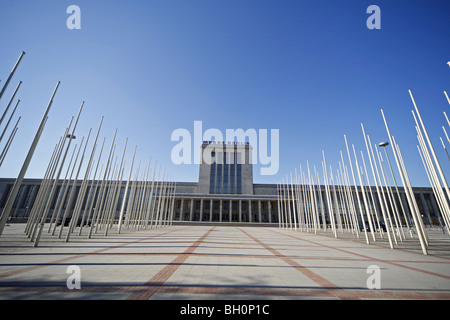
[{"left": 1, "top": 223, "right": 450, "bottom": 300}]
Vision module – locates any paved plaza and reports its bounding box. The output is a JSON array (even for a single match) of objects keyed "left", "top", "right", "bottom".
[{"left": 0, "top": 223, "right": 450, "bottom": 300}]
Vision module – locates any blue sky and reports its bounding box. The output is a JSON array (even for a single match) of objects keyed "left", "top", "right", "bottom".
[{"left": 0, "top": 0, "right": 449, "bottom": 187}]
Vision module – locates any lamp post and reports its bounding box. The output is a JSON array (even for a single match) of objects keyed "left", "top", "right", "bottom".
[{"left": 378, "top": 141, "right": 411, "bottom": 233}]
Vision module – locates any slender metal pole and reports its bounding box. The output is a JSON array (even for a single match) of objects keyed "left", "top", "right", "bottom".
[
  {"left": 118, "top": 146, "right": 137, "bottom": 233},
  {"left": 33, "top": 101, "right": 84, "bottom": 245},
  {"left": 361, "top": 123, "right": 394, "bottom": 249},
  {"left": 72, "top": 117, "right": 104, "bottom": 233},
  {"left": 381, "top": 108, "right": 428, "bottom": 255},
  {"left": 88, "top": 129, "right": 117, "bottom": 238},
  {"left": 0, "top": 81, "right": 22, "bottom": 128},
  {"left": 276, "top": 182, "right": 282, "bottom": 229},
  {"left": 409, "top": 90, "right": 450, "bottom": 206},
  {"left": 322, "top": 151, "right": 337, "bottom": 237},
  {"left": 367, "top": 134, "right": 398, "bottom": 245},
  {"left": 0, "top": 116, "right": 20, "bottom": 164},
  {"left": 0, "top": 99, "right": 20, "bottom": 143},
  {"left": 444, "top": 91, "right": 450, "bottom": 107},
  {"left": 380, "top": 144, "right": 411, "bottom": 233},
  {"left": 0, "top": 81, "right": 59, "bottom": 236},
  {"left": 60, "top": 133, "right": 89, "bottom": 240},
  {"left": 0, "top": 125, "right": 18, "bottom": 167},
  {"left": 0, "top": 51, "right": 25, "bottom": 102},
  {"left": 144, "top": 161, "right": 157, "bottom": 229}
]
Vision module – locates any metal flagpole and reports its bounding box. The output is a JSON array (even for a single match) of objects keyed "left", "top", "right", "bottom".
[
  {"left": 416, "top": 125, "right": 450, "bottom": 227},
  {"left": 322, "top": 159, "right": 333, "bottom": 234},
  {"left": 322, "top": 151, "right": 337, "bottom": 237},
  {"left": 360, "top": 151, "right": 383, "bottom": 237},
  {"left": 105, "top": 158, "right": 125, "bottom": 234},
  {"left": 417, "top": 138, "right": 450, "bottom": 232},
  {"left": 118, "top": 145, "right": 136, "bottom": 233},
  {"left": 367, "top": 134, "right": 398, "bottom": 245},
  {"left": 49, "top": 142, "right": 79, "bottom": 235},
  {"left": 97, "top": 147, "right": 116, "bottom": 231},
  {"left": 63, "top": 129, "right": 93, "bottom": 241},
  {"left": 377, "top": 150, "right": 405, "bottom": 240},
  {"left": 413, "top": 113, "right": 450, "bottom": 226},
  {"left": 295, "top": 169, "right": 304, "bottom": 230},
  {"left": 125, "top": 162, "right": 140, "bottom": 229},
  {"left": 315, "top": 166, "right": 326, "bottom": 231},
  {"left": 149, "top": 165, "right": 161, "bottom": 228},
  {"left": 0, "top": 82, "right": 59, "bottom": 236},
  {"left": 144, "top": 160, "right": 157, "bottom": 229},
  {"left": 71, "top": 117, "right": 104, "bottom": 234},
  {"left": 88, "top": 128, "right": 117, "bottom": 238},
  {"left": 33, "top": 101, "right": 83, "bottom": 243},
  {"left": 0, "top": 99, "right": 20, "bottom": 143},
  {"left": 0, "top": 117, "right": 20, "bottom": 166},
  {"left": 276, "top": 182, "right": 281, "bottom": 229},
  {"left": 36, "top": 119, "right": 73, "bottom": 233},
  {"left": 0, "top": 81, "right": 22, "bottom": 128},
  {"left": 444, "top": 91, "right": 450, "bottom": 106},
  {"left": 394, "top": 137, "right": 428, "bottom": 245},
  {"left": 379, "top": 142, "right": 411, "bottom": 235},
  {"left": 344, "top": 135, "right": 370, "bottom": 238},
  {"left": 381, "top": 109, "right": 428, "bottom": 255},
  {"left": 443, "top": 126, "right": 450, "bottom": 144},
  {"left": 136, "top": 158, "right": 150, "bottom": 230},
  {"left": 440, "top": 137, "right": 450, "bottom": 161},
  {"left": 104, "top": 138, "right": 127, "bottom": 234},
  {"left": 361, "top": 123, "right": 394, "bottom": 249},
  {"left": 409, "top": 90, "right": 450, "bottom": 207},
  {"left": 290, "top": 171, "right": 298, "bottom": 230},
  {"left": 0, "top": 51, "right": 25, "bottom": 102},
  {"left": 54, "top": 138, "right": 84, "bottom": 239},
  {"left": 25, "top": 139, "right": 60, "bottom": 235}
]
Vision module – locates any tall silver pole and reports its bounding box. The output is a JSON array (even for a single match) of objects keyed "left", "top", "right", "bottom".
[
  {"left": 0, "top": 51, "right": 25, "bottom": 102},
  {"left": 118, "top": 145, "right": 137, "bottom": 233},
  {"left": 32, "top": 101, "right": 84, "bottom": 245},
  {"left": 322, "top": 151, "right": 337, "bottom": 237},
  {"left": 0, "top": 81, "right": 59, "bottom": 236},
  {"left": 0, "top": 81, "right": 22, "bottom": 128},
  {"left": 72, "top": 117, "right": 104, "bottom": 234},
  {"left": 361, "top": 123, "right": 394, "bottom": 249},
  {"left": 381, "top": 109, "right": 428, "bottom": 255},
  {"left": 89, "top": 129, "right": 117, "bottom": 238},
  {"left": 444, "top": 91, "right": 450, "bottom": 107},
  {"left": 409, "top": 90, "right": 450, "bottom": 206},
  {"left": 0, "top": 99, "right": 20, "bottom": 143},
  {"left": 379, "top": 143, "right": 411, "bottom": 234},
  {"left": 0, "top": 116, "right": 20, "bottom": 162},
  {"left": 0, "top": 124, "right": 19, "bottom": 167}
]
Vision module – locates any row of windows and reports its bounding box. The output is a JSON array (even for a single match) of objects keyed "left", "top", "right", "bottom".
[
  {"left": 178, "top": 200, "right": 273, "bottom": 211},
  {"left": 210, "top": 162, "right": 242, "bottom": 194},
  {"left": 0, "top": 184, "right": 175, "bottom": 211}
]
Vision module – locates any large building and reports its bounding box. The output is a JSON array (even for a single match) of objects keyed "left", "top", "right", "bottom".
[{"left": 0, "top": 141, "right": 444, "bottom": 227}]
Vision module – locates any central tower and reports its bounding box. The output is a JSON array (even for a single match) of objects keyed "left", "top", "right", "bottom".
[{"left": 198, "top": 141, "right": 253, "bottom": 195}]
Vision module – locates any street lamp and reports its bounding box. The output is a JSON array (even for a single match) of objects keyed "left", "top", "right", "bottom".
[{"left": 378, "top": 141, "right": 411, "bottom": 232}]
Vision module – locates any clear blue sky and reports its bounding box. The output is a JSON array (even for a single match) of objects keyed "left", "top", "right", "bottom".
[{"left": 0, "top": 0, "right": 449, "bottom": 187}]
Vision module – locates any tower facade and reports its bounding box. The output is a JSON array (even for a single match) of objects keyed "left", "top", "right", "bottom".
[{"left": 198, "top": 141, "right": 253, "bottom": 195}]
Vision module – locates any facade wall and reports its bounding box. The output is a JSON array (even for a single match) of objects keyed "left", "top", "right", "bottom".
[
  {"left": 197, "top": 141, "right": 254, "bottom": 195},
  {"left": 0, "top": 178, "right": 445, "bottom": 226}
]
